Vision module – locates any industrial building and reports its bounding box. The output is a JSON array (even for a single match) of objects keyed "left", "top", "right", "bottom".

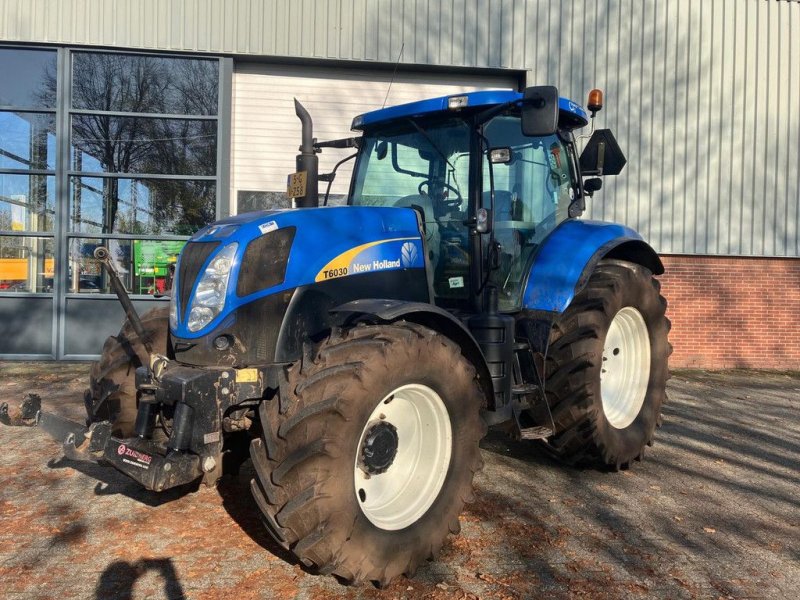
[{"left": 0, "top": 0, "right": 797, "bottom": 368}]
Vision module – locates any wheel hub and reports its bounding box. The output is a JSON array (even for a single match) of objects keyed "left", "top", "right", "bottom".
[
  {"left": 361, "top": 421, "right": 399, "bottom": 475},
  {"left": 354, "top": 383, "right": 452, "bottom": 531}
]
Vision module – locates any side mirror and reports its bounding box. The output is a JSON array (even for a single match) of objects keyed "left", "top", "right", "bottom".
[
  {"left": 583, "top": 177, "right": 603, "bottom": 196},
  {"left": 579, "top": 129, "right": 626, "bottom": 176},
  {"left": 521, "top": 86, "right": 559, "bottom": 137},
  {"left": 376, "top": 140, "right": 388, "bottom": 160}
]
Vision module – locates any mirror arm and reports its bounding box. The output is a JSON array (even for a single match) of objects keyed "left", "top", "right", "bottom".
[
  {"left": 321, "top": 152, "right": 358, "bottom": 206},
  {"left": 314, "top": 137, "right": 361, "bottom": 150},
  {"left": 473, "top": 100, "right": 519, "bottom": 127}
]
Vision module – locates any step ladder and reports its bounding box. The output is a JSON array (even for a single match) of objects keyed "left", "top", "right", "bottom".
[{"left": 511, "top": 338, "right": 556, "bottom": 441}]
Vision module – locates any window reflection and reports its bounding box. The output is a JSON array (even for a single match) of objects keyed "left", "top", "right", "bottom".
[
  {"left": 68, "top": 238, "right": 185, "bottom": 294},
  {"left": 0, "top": 174, "right": 55, "bottom": 232},
  {"left": 71, "top": 116, "right": 217, "bottom": 176},
  {"left": 69, "top": 177, "right": 215, "bottom": 236},
  {"left": 0, "top": 49, "right": 222, "bottom": 302},
  {"left": 0, "top": 236, "right": 54, "bottom": 292},
  {"left": 0, "top": 112, "right": 56, "bottom": 170},
  {"left": 72, "top": 53, "right": 219, "bottom": 115},
  {"left": 0, "top": 48, "right": 57, "bottom": 109}
]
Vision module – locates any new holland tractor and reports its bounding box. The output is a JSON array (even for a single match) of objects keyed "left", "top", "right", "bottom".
[{"left": 1, "top": 86, "right": 670, "bottom": 585}]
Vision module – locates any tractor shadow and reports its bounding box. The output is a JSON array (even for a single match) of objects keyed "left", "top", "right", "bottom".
[
  {"left": 480, "top": 427, "right": 575, "bottom": 469},
  {"left": 468, "top": 374, "right": 800, "bottom": 598},
  {"left": 215, "top": 458, "right": 300, "bottom": 567}
]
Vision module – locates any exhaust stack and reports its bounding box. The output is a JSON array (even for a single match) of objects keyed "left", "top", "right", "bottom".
[{"left": 293, "top": 99, "right": 319, "bottom": 208}]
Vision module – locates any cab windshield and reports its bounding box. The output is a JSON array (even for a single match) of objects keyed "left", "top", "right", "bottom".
[
  {"left": 350, "top": 114, "right": 578, "bottom": 311},
  {"left": 351, "top": 119, "right": 472, "bottom": 303}
]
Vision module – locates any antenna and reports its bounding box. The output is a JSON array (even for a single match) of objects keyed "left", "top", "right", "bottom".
[{"left": 382, "top": 42, "right": 405, "bottom": 109}]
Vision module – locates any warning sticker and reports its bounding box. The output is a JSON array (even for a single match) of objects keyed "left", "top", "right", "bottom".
[
  {"left": 448, "top": 276, "right": 465, "bottom": 289},
  {"left": 258, "top": 221, "right": 278, "bottom": 235}
]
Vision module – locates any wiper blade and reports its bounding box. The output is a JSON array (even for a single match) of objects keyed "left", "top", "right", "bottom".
[{"left": 406, "top": 118, "right": 457, "bottom": 173}]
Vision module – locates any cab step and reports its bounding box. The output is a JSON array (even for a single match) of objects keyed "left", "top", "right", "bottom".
[
  {"left": 519, "top": 426, "right": 553, "bottom": 440},
  {"left": 511, "top": 383, "right": 539, "bottom": 396}
]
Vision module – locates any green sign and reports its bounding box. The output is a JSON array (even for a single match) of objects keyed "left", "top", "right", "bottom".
[{"left": 132, "top": 240, "right": 185, "bottom": 277}]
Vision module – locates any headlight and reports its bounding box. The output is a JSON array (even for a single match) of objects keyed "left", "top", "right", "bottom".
[
  {"left": 169, "top": 257, "right": 180, "bottom": 329},
  {"left": 187, "top": 243, "right": 237, "bottom": 332},
  {"left": 169, "top": 284, "right": 178, "bottom": 329}
]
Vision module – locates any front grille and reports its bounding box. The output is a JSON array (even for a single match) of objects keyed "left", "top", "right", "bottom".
[
  {"left": 236, "top": 227, "right": 295, "bottom": 297},
  {"left": 178, "top": 241, "right": 220, "bottom": 319}
]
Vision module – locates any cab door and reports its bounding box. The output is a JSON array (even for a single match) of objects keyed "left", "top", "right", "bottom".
[{"left": 481, "top": 115, "right": 578, "bottom": 311}]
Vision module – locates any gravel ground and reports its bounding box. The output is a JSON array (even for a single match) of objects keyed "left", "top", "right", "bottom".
[{"left": 0, "top": 362, "right": 798, "bottom": 599}]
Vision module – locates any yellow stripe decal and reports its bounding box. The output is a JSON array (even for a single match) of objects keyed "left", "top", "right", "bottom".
[{"left": 315, "top": 237, "right": 415, "bottom": 282}]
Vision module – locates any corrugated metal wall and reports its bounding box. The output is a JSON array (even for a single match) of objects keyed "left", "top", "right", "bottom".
[
  {"left": 1, "top": 0, "right": 798, "bottom": 256},
  {"left": 559, "top": 0, "right": 800, "bottom": 257}
]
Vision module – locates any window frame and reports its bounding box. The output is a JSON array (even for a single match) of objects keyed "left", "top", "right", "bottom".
[{"left": 0, "top": 45, "right": 58, "bottom": 299}]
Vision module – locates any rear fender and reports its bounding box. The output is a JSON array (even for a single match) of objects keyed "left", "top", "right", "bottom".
[
  {"left": 330, "top": 299, "right": 496, "bottom": 410},
  {"left": 522, "top": 219, "right": 663, "bottom": 314}
]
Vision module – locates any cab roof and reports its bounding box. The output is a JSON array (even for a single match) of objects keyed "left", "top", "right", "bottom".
[{"left": 351, "top": 89, "right": 589, "bottom": 132}]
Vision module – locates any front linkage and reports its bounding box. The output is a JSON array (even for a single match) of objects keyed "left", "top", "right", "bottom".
[
  {"left": 1, "top": 246, "right": 280, "bottom": 493},
  {"left": 1, "top": 360, "right": 281, "bottom": 492}
]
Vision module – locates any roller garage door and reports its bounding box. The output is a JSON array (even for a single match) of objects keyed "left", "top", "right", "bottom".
[{"left": 231, "top": 63, "right": 519, "bottom": 210}]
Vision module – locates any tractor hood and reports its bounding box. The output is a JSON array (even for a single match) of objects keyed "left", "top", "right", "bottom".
[{"left": 171, "top": 206, "right": 426, "bottom": 340}]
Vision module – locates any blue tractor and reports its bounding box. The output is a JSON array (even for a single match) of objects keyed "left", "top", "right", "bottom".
[{"left": 3, "top": 86, "right": 670, "bottom": 585}]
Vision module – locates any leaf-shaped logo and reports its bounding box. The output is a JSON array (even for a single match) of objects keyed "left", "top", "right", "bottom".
[{"left": 401, "top": 241, "right": 418, "bottom": 267}]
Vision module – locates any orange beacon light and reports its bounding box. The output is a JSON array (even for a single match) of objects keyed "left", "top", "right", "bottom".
[{"left": 587, "top": 89, "right": 604, "bottom": 117}]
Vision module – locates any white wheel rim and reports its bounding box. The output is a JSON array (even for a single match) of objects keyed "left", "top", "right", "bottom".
[
  {"left": 600, "top": 307, "right": 651, "bottom": 429},
  {"left": 354, "top": 383, "right": 452, "bottom": 531}
]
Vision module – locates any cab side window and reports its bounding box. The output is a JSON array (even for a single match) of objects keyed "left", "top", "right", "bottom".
[{"left": 483, "top": 116, "right": 577, "bottom": 309}]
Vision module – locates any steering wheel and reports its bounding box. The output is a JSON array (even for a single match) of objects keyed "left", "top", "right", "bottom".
[{"left": 418, "top": 180, "right": 463, "bottom": 209}]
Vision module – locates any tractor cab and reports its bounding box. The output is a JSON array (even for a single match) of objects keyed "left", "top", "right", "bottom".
[{"left": 347, "top": 89, "right": 598, "bottom": 314}]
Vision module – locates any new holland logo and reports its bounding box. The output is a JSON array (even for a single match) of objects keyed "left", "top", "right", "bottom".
[{"left": 401, "top": 242, "right": 418, "bottom": 268}]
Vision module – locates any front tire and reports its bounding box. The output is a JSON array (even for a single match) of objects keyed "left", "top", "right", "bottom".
[
  {"left": 84, "top": 306, "right": 169, "bottom": 437},
  {"left": 544, "top": 260, "right": 671, "bottom": 469},
  {"left": 249, "top": 322, "right": 486, "bottom": 585}
]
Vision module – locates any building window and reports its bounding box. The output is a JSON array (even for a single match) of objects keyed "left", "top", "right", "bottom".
[
  {"left": 69, "top": 177, "right": 215, "bottom": 236},
  {"left": 66, "top": 51, "right": 221, "bottom": 294},
  {"left": 0, "top": 46, "right": 226, "bottom": 357},
  {"left": 71, "top": 53, "right": 218, "bottom": 116},
  {"left": 0, "top": 47, "right": 57, "bottom": 294}
]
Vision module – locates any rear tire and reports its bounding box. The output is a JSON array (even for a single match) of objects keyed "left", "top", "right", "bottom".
[
  {"left": 543, "top": 260, "right": 671, "bottom": 469},
  {"left": 249, "top": 322, "right": 486, "bottom": 585},
  {"left": 84, "top": 306, "right": 169, "bottom": 437}
]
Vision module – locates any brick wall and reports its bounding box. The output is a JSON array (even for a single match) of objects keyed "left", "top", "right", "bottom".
[{"left": 657, "top": 255, "right": 800, "bottom": 369}]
